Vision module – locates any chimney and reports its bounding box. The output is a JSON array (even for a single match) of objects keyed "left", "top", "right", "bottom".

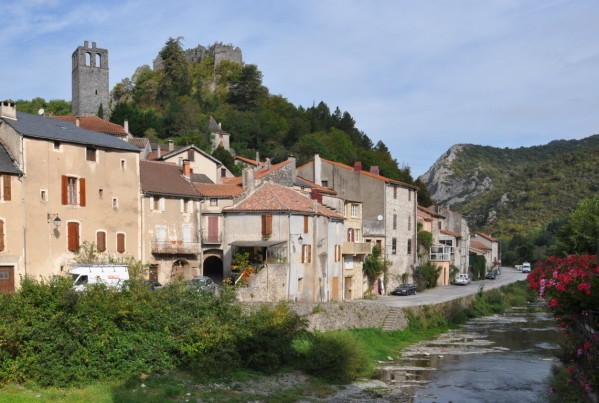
[
  {"left": 218, "top": 122, "right": 222, "bottom": 130},
  {"left": 92, "top": 41, "right": 96, "bottom": 49},
  {"left": 84, "top": 40, "right": 89, "bottom": 48},
  {"left": 157, "top": 145, "right": 161, "bottom": 158},
  {"left": 369, "top": 165, "right": 379, "bottom": 175},
  {"left": 288, "top": 154, "right": 297, "bottom": 182},
  {"left": 124, "top": 119, "right": 129, "bottom": 134},
  {"left": 265, "top": 158, "right": 271, "bottom": 169},
  {"left": 168, "top": 140, "right": 174, "bottom": 151},
  {"left": 183, "top": 160, "right": 191, "bottom": 178},
  {"left": 0, "top": 101, "right": 17, "bottom": 120},
  {"left": 75, "top": 117, "right": 80, "bottom": 127},
  {"left": 314, "top": 154, "right": 321, "bottom": 185},
  {"left": 353, "top": 161, "right": 362, "bottom": 172},
  {"left": 242, "top": 168, "right": 255, "bottom": 193},
  {"left": 310, "top": 188, "right": 323, "bottom": 204},
  {"left": 255, "top": 151, "right": 260, "bottom": 165}
]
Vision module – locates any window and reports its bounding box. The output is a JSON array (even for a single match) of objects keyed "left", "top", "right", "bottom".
[
  {"left": 393, "top": 186, "right": 397, "bottom": 199},
  {"left": 210, "top": 198, "right": 218, "bottom": 206},
  {"left": 303, "top": 216, "right": 309, "bottom": 233},
  {"left": 188, "top": 149, "right": 195, "bottom": 161},
  {"left": 0, "top": 219, "right": 5, "bottom": 251},
  {"left": 301, "top": 244, "right": 312, "bottom": 263},
  {"left": 1, "top": 175, "right": 11, "bottom": 201},
  {"left": 393, "top": 214, "right": 397, "bottom": 230},
  {"left": 221, "top": 168, "right": 227, "bottom": 178},
  {"left": 391, "top": 238, "right": 397, "bottom": 255},
  {"left": 62, "top": 176, "right": 86, "bottom": 206},
  {"left": 261, "top": 214, "right": 272, "bottom": 237},
  {"left": 40, "top": 189, "right": 47, "bottom": 202},
  {"left": 347, "top": 228, "right": 355, "bottom": 242},
  {"left": 116, "top": 233, "right": 125, "bottom": 253},
  {"left": 99, "top": 188, "right": 104, "bottom": 199},
  {"left": 53, "top": 141, "right": 60, "bottom": 150},
  {"left": 355, "top": 229, "right": 360, "bottom": 242},
  {"left": 351, "top": 204, "right": 359, "bottom": 218},
  {"left": 181, "top": 199, "right": 191, "bottom": 213},
  {"left": 344, "top": 255, "right": 355, "bottom": 269},
  {"left": 120, "top": 159, "right": 126, "bottom": 170},
  {"left": 112, "top": 198, "right": 118, "bottom": 209},
  {"left": 408, "top": 216, "right": 412, "bottom": 231},
  {"left": 86, "top": 147, "right": 97, "bottom": 162},
  {"left": 407, "top": 239, "right": 412, "bottom": 255},
  {"left": 151, "top": 196, "right": 164, "bottom": 212},
  {"left": 321, "top": 180, "right": 328, "bottom": 188},
  {"left": 335, "top": 244, "right": 341, "bottom": 262},
  {"left": 96, "top": 231, "right": 106, "bottom": 252},
  {"left": 408, "top": 190, "right": 412, "bottom": 202},
  {"left": 67, "top": 222, "right": 80, "bottom": 252}
]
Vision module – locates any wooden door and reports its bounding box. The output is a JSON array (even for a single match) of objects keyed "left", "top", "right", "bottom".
[
  {"left": 344, "top": 276, "right": 353, "bottom": 300},
  {"left": 332, "top": 276, "right": 339, "bottom": 301},
  {"left": 0, "top": 266, "right": 15, "bottom": 293},
  {"left": 207, "top": 216, "right": 219, "bottom": 242}
]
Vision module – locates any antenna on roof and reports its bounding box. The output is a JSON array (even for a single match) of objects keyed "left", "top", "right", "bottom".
[{"left": 38, "top": 108, "right": 45, "bottom": 116}]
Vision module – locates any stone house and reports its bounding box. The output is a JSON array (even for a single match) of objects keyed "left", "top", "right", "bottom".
[
  {"left": 297, "top": 154, "right": 418, "bottom": 292},
  {"left": 471, "top": 232, "right": 499, "bottom": 270},
  {"left": 140, "top": 160, "right": 203, "bottom": 284},
  {"left": 0, "top": 102, "right": 141, "bottom": 286},
  {"left": 222, "top": 182, "right": 345, "bottom": 302}
]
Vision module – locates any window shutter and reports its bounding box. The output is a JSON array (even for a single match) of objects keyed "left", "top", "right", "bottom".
[
  {"left": 0, "top": 220, "right": 5, "bottom": 251},
  {"left": 262, "top": 214, "right": 272, "bottom": 236},
  {"left": 61, "top": 175, "right": 68, "bottom": 205},
  {"left": 97, "top": 231, "right": 106, "bottom": 252},
  {"left": 117, "top": 233, "right": 125, "bottom": 253},
  {"left": 303, "top": 216, "right": 308, "bottom": 234},
  {"left": 2, "top": 176, "right": 10, "bottom": 201},
  {"left": 79, "top": 178, "right": 86, "bottom": 206},
  {"left": 301, "top": 244, "right": 305, "bottom": 263},
  {"left": 67, "top": 222, "right": 79, "bottom": 252}
]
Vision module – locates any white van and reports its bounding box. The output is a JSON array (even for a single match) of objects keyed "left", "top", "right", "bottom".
[
  {"left": 70, "top": 264, "right": 129, "bottom": 291},
  {"left": 521, "top": 262, "right": 531, "bottom": 273}
]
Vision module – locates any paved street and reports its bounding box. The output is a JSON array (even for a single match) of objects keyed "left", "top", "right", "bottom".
[{"left": 369, "top": 267, "right": 528, "bottom": 308}]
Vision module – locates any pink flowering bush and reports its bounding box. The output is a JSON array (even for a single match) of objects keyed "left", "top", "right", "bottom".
[{"left": 528, "top": 255, "right": 599, "bottom": 398}]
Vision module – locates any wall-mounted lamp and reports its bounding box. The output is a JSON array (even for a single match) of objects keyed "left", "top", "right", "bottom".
[
  {"left": 47, "top": 213, "right": 62, "bottom": 228},
  {"left": 297, "top": 235, "right": 304, "bottom": 245}
]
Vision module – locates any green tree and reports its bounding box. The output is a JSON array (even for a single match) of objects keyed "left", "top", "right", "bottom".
[
  {"left": 551, "top": 194, "right": 599, "bottom": 256},
  {"left": 212, "top": 145, "right": 242, "bottom": 176},
  {"left": 227, "top": 64, "right": 268, "bottom": 111},
  {"left": 362, "top": 244, "right": 387, "bottom": 292},
  {"left": 157, "top": 37, "right": 191, "bottom": 105}
]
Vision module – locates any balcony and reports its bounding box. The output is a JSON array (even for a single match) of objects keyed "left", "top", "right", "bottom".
[
  {"left": 342, "top": 241, "right": 373, "bottom": 255},
  {"left": 151, "top": 241, "right": 201, "bottom": 255},
  {"left": 201, "top": 230, "right": 223, "bottom": 244},
  {"left": 430, "top": 245, "right": 453, "bottom": 261}
]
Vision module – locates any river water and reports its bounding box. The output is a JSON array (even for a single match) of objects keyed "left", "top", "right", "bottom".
[{"left": 368, "top": 303, "right": 563, "bottom": 402}]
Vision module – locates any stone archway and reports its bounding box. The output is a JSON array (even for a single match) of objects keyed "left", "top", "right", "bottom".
[
  {"left": 171, "top": 259, "right": 192, "bottom": 281},
  {"left": 203, "top": 255, "right": 224, "bottom": 284}
]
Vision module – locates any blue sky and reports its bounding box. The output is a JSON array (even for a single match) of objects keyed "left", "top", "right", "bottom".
[{"left": 2, "top": 0, "right": 599, "bottom": 176}]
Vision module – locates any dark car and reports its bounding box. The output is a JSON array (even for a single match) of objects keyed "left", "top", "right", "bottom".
[
  {"left": 486, "top": 270, "right": 498, "bottom": 280},
  {"left": 144, "top": 280, "right": 162, "bottom": 290},
  {"left": 390, "top": 284, "right": 417, "bottom": 296},
  {"left": 187, "top": 276, "right": 218, "bottom": 294}
]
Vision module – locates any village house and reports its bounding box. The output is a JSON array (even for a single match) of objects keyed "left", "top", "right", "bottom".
[
  {"left": 297, "top": 154, "right": 418, "bottom": 292},
  {"left": 0, "top": 101, "right": 141, "bottom": 288},
  {"left": 471, "top": 232, "right": 500, "bottom": 270},
  {"left": 222, "top": 181, "right": 345, "bottom": 302}
]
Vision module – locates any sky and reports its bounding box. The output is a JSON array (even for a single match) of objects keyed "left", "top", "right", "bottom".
[{"left": 2, "top": 0, "right": 599, "bottom": 177}]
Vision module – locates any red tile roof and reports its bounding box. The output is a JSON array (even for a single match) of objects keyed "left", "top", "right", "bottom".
[
  {"left": 224, "top": 182, "right": 343, "bottom": 218},
  {"left": 470, "top": 240, "right": 491, "bottom": 251},
  {"left": 140, "top": 160, "right": 200, "bottom": 197},
  {"left": 194, "top": 183, "right": 245, "bottom": 198},
  {"left": 51, "top": 116, "right": 128, "bottom": 136},
  {"left": 300, "top": 157, "right": 419, "bottom": 190},
  {"left": 418, "top": 205, "right": 445, "bottom": 218},
  {"left": 476, "top": 232, "right": 498, "bottom": 242},
  {"left": 440, "top": 229, "right": 461, "bottom": 238},
  {"left": 235, "top": 155, "right": 266, "bottom": 168}
]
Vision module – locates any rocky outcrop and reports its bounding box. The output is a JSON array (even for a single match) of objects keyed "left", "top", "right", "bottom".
[{"left": 419, "top": 144, "right": 494, "bottom": 207}]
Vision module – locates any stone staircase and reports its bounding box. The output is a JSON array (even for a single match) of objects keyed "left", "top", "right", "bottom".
[{"left": 382, "top": 307, "right": 404, "bottom": 331}]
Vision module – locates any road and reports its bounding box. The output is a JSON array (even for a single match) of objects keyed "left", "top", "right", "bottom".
[{"left": 370, "top": 267, "right": 528, "bottom": 308}]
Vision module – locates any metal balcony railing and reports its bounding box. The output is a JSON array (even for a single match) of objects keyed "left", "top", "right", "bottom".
[
  {"left": 151, "top": 241, "right": 201, "bottom": 254},
  {"left": 430, "top": 245, "right": 453, "bottom": 261}
]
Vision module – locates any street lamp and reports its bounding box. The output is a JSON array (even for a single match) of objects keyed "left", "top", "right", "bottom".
[{"left": 47, "top": 213, "right": 62, "bottom": 228}]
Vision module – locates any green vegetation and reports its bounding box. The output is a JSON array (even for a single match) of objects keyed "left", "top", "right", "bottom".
[
  {"left": 362, "top": 244, "right": 388, "bottom": 294},
  {"left": 412, "top": 262, "right": 442, "bottom": 290}
]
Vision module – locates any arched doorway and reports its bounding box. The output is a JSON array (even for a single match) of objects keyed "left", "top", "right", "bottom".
[
  {"left": 171, "top": 259, "right": 192, "bottom": 281},
  {"left": 203, "top": 256, "right": 224, "bottom": 284}
]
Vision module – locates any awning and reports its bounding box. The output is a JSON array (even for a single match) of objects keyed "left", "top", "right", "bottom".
[{"left": 229, "top": 240, "right": 287, "bottom": 248}]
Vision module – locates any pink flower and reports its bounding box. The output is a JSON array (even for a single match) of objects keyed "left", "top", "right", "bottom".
[
  {"left": 583, "top": 342, "right": 591, "bottom": 351},
  {"left": 566, "top": 366, "right": 574, "bottom": 374},
  {"left": 584, "top": 384, "right": 593, "bottom": 392},
  {"left": 577, "top": 348, "right": 583, "bottom": 356},
  {"left": 548, "top": 299, "right": 559, "bottom": 308},
  {"left": 577, "top": 282, "right": 591, "bottom": 295}
]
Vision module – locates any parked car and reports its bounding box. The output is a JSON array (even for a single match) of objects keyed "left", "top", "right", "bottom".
[
  {"left": 187, "top": 276, "right": 218, "bottom": 294},
  {"left": 144, "top": 280, "right": 163, "bottom": 290},
  {"left": 486, "top": 269, "right": 499, "bottom": 280},
  {"left": 454, "top": 274, "right": 471, "bottom": 285},
  {"left": 390, "top": 284, "right": 417, "bottom": 296},
  {"left": 521, "top": 262, "right": 531, "bottom": 273}
]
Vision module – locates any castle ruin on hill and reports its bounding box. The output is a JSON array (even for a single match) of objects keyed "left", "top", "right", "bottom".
[{"left": 153, "top": 42, "right": 242, "bottom": 70}]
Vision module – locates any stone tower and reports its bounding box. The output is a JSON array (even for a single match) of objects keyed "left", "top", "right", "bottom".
[{"left": 72, "top": 41, "right": 109, "bottom": 117}]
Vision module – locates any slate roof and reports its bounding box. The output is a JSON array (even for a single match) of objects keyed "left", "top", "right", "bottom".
[
  {"left": 0, "top": 144, "right": 21, "bottom": 175},
  {"left": 209, "top": 116, "right": 229, "bottom": 135},
  {"left": 140, "top": 161, "right": 200, "bottom": 198},
  {"left": 3, "top": 112, "right": 139, "bottom": 152},
  {"left": 223, "top": 159, "right": 293, "bottom": 186},
  {"left": 190, "top": 173, "right": 214, "bottom": 184},
  {"left": 51, "top": 116, "right": 128, "bottom": 136},
  {"left": 298, "top": 157, "right": 419, "bottom": 190},
  {"left": 224, "top": 182, "right": 343, "bottom": 219},
  {"left": 194, "top": 183, "right": 245, "bottom": 198}
]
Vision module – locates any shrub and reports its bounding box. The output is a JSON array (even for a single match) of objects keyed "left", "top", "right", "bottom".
[
  {"left": 413, "top": 263, "right": 441, "bottom": 290},
  {"left": 299, "top": 331, "right": 368, "bottom": 384}
]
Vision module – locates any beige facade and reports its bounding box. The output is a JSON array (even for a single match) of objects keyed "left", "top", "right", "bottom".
[
  {"left": 0, "top": 172, "right": 23, "bottom": 292},
  {"left": 0, "top": 106, "right": 141, "bottom": 286},
  {"left": 157, "top": 145, "right": 232, "bottom": 183}
]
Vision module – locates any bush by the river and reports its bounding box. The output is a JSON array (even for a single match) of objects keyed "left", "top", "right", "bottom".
[{"left": 0, "top": 276, "right": 307, "bottom": 387}]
